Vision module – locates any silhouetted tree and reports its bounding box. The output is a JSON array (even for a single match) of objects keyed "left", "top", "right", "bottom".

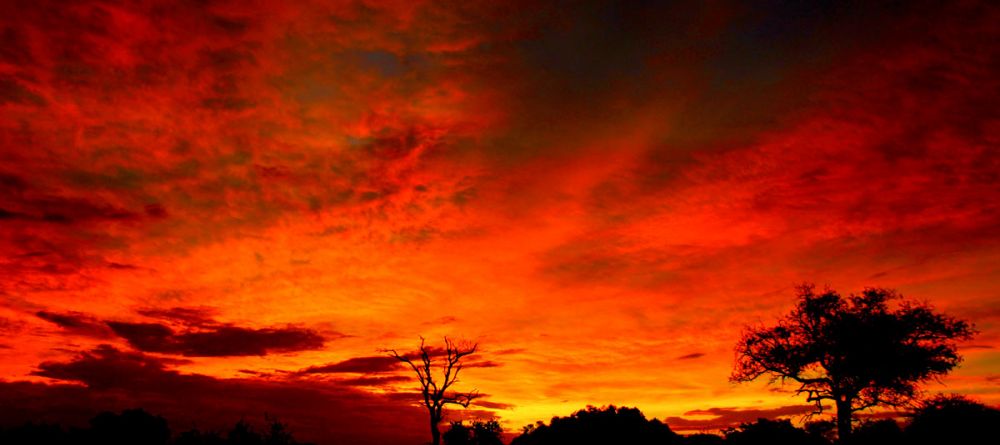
[
  {"left": 263, "top": 416, "right": 295, "bottom": 445},
  {"left": 0, "top": 422, "right": 70, "bottom": 445},
  {"left": 444, "top": 421, "right": 472, "bottom": 445},
  {"left": 470, "top": 419, "right": 503, "bottom": 445},
  {"left": 384, "top": 337, "right": 481, "bottom": 445},
  {"left": 732, "top": 284, "right": 974, "bottom": 439},
  {"left": 723, "top": 418, "right": 825, "bottom": 445},
  {"left": 227, "top": 419, "right": 262, "bottom": 445},
  {"left": 683, "top": 433, "right": 725, "bottom": 445},
  {"left": 511, "top": 405, "right": 679, "bottom": 445},
  {"left": 904, "top": 394, "right": 1000, "bottom": 445},
  {"left": 0, "top": 410, "right": 312, "bottom": 445},
  {"left": 174, "top": 428, "right": 226, "bottom": 445},
  {"left": 90, "top": 408, "right": 170, "bottom": 445},
  {"left": 444, "top": 419, "right": 503, "bottom": 445},
  {"left": 844, "top": 419, "right": 902, "bottom": 445},
  {"left": 803, "top": 420, "right": 836, "bottom": 444}
]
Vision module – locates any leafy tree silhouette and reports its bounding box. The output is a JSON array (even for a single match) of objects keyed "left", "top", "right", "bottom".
[
  {"left": 731, "top": 284, "right": 974, "bottom": 439},
  {"left": 0, "top": 422, "right": 71, "bottom": 445},
  {"left": 174, "top": 428, "right": 226, "bottom": 445},
  {"left": 227, "top": 419, "right": 261, "bottom": 445},
  {"left": 443, "top": 421, "right": 472, "bottom": 445},
  {"left": 263, "top": 415, "right": 296, "bottom": 445},
  {"left": 722, "top": 418, "right": 826, "bottom": 445},
  {"left": 844, "top": 419, "right": 902, "bottom": 445},
  {"left": 384, "top": 337, "right": 481, "bottom": 445},
  {"left": 684, "top": 433, "right": 726, "bottom": 445},
  {"left": 470, "top": 419, "right": 503, "bottom": 445},
  {"left": 444, "top": 419, "right": 503, "bottom": 445},
  {"left": 510, "top": 405, "right": 680, "bottom": 445},
  {"left": 803, "top": 419, "right": 836, "bottom": 443},
  {"left": 0, "top": 410, "right": 311, "bottom": 445},
  {"left": 89, "top": 408, "right": 170, "bottom": 445},
  {"left": 904, "top": 394, "right": 1000, "bottom": 445}
]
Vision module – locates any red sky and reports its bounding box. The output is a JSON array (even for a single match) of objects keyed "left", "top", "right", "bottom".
[{"left": 1, "top": 1, "right": 998, "bottom": 443}]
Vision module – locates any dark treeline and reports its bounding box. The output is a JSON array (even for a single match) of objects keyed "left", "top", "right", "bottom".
[
  {"left": 3, "top": 394, "right": 997, "bottom": 445},
  {"left": 507, "top": 395, "right": 1000, "bottom": 445},
  {"left": 0, "top": 408, "right": 314, "bottom": 445}
]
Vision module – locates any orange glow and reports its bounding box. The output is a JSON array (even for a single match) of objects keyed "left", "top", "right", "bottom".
[{"left": 1, "top": 1, "right": 998, "bottom": 443}]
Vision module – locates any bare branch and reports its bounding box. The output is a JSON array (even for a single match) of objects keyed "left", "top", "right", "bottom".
[{"left": 384, "top": 337, "right": 484, "bottom": 445}]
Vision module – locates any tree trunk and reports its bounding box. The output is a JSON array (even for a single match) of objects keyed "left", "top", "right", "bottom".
[
  {"left": 430, "top": 415, "right": 441, "bottom": 445},
  {"left": 836, "top": 398, "right": 853, "bottom": 441}
]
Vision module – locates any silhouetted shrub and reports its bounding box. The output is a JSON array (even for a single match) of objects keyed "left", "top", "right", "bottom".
[
  {"left": 0, "top": 422, "right": 71, "bottom": 445},
  {"left": 683, "top": 433, "right": 725, "bottom": 445},
  {"left": 89, "top": 409, "right": 170, "bottom": 445},
  {"left": 471, "top": 419, "right": 504, "bottom": 445},
  {"left": 904, "top": 394, "right": 1000, "bottom": 445},
  {"left": 174, "top": 428, "right": 227, "bottom": 445},
  {"left": 723, "top": 418, "right": 825, "bottom": 445},
  {"left": 803, "top": 420, "right": 836, "bottom": 444},
  {"left": 0, "top": 409, "right": 311, "bottom": 445},
  {"left": 844, "top": 419, "right": 902, "bottom": 445},
  {"left": 444, "top": 421, "right": 472, "bottom": 445},
  {"left": 511, "top": 405, "right": 680, "bottom": 445},
  {"left": 444, "top": 419, "right": 503, "bottom": 445},
  {"left": 227, "top": 420, "right": 263, "bottom": 445}
]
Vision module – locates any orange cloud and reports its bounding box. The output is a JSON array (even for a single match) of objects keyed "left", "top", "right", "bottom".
[{"left": 1, "top": 0, "right": 997, "bottom": 443}]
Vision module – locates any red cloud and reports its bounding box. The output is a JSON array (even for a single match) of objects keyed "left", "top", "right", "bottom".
[
  {"left": 106, "top": 321, "right": 326, "bottom": 357},
  {"left": 17, "top": 345, "right": 428, "bottom": 444}
]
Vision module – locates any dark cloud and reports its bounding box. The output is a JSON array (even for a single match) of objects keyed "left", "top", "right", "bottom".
[
  {"left": 32, "top": 344, "right": 192, "bottom": 390},
  {"left": 472, "top": 399, "right": 515, "bottom": 410},
  {"left": 664, "top": 405, "right": 822, "bottom": 432},
  {"left": 338, "top": 375, "right": 412, "bottom": 387},
  {"left": 15, "top": 345, "right": 431, "bottom": 445},
  {"left": 106, "top": 321, "right": 326, "bottom": 357},
  {"left": 301, "top": 351, "right": 499, "bottom": 375},
  {"left": 301, "top": 355, "right": 402, "bottom": 374},
  {"left": 466, "top": 360, "right": 502, "bottom": 368},
  {"left": 677, "top": 352, "right": 706, "bottom": 360},
  {"left": 135, "top": 306, "right": 219, "bottom": 327},
  {"left": 35, "top": 311, "right": 113, "bottom": 338},
  {"left": 0, "top": 195, "right": 140, "bottom": 224}
]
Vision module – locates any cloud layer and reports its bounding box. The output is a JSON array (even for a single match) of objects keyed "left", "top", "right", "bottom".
[{"left": 0, "top": 0, "right": 997, "bottom": 442}]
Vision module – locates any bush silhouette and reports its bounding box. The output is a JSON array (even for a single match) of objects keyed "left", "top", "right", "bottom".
[
  {"left": 684, "top": 433, "right": 725, "bottom": 445},
  {"left": 89, "top": 409, "right": 170, "bottom": 445},
  {"left": 0, "top": 409, "right": 311, "bottom": 445},
  {"left": 0, "top": 422, "right": 72, "bottom": 445},
  {"left": 4, "top": 398, "right": 1000, "bottom": 445},
  {"left": 843, "top": 419, "right": 902, "bottom": 445},
  {"left": 444, "top": 419, "right": 503, "bottom": 445},
  {"left": 722, "top": 418, "right": 826, "bottom": 445},
  {"left": 904, "top": 394, "right": 1000, "bottom": 445},
  {"left": 511, "top": 405, "right": 680, "bottom": 445},
  {"left": 174, "top": 428, "right": 226, "bottom": 445},
  {"left": 444, "top": 421, "right": 472, "bottom": 445}
]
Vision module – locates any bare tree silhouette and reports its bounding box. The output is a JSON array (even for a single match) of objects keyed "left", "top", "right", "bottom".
[
  {"left": 731, "top": 284, "right": 974, "bottom": 440},
  {"left": 384, "top": 337, "right": 481, "bottom": 445}
]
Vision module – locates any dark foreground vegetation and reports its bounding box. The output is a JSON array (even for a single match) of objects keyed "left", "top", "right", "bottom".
[
  {"left": 4, "top": 394, "right": 996, "bottom": 445},
  {"left": 507, "top": 397, "right": 999, "bottom": 445},
  {"left": 0, "top": 409, "right": 313, "bottom": 445},
  {"left": 0, "top": 287, "right": 987, "bottom": 445}
]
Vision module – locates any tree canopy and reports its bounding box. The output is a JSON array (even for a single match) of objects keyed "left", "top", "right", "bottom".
[
  {"left": 511, "top": 405, "right": 680, "bottom": 445},
  {"left": 732, "top": 284, "right": 974, "bottom": 439}
]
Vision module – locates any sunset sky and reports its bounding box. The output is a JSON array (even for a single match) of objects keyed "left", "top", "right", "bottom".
[{"left": 1, "top": 1, "right": 998, "bottom": 443}]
